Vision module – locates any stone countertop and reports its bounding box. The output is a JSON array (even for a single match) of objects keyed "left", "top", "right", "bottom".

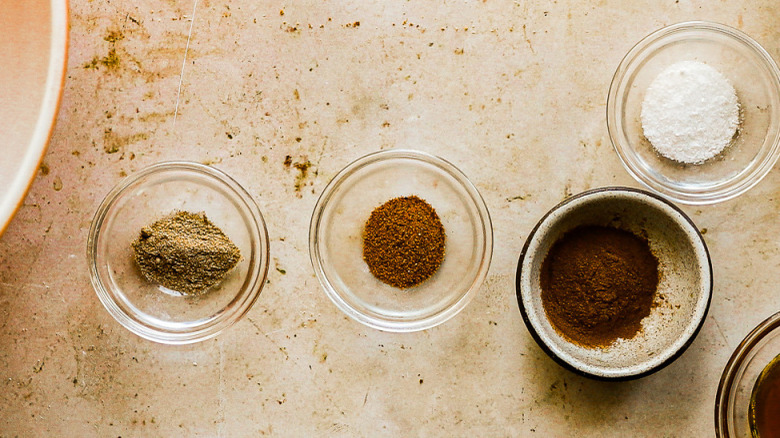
[{"left": 1, "top": 1, "right": 779, "bottom": 436}]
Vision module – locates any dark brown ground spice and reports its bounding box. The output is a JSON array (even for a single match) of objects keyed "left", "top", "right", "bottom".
[
  {"left": 362, "top": 196, "right": 445, "bottom": 289},
  {"left": 540, "top": 225, "right": 659, "bottom": 348}
]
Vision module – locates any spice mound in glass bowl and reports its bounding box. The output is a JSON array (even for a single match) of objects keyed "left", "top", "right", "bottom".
[
  {"left": 309, "top": 149, "right": 493, "bottom": 332},
  {"left": 362, "top": 195, "right": 446, "bottom": 289},
  {"left": 87, "top": 162, "right": 270, "bottom": 344},
  {"left": 132, "top": 210, "right": 242, "bottom": 296},
  {"left": 607, "top": 21, "right": 780, "bottom": 204},
  {"left": 516, "top": 187, "right": 712, "bottom": 380}
]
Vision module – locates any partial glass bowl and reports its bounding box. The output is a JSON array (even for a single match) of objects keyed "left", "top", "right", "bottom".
[
  {"left": 607, "top": 21, "right": 780, "bottom": 205},
  {"left": 87, "top": 161, "right": 270, "bottom": 344},
  {"left": 716, "top": 311, "right": 780, "bottom": 437},
  {"left": 309, "top": 149, "right": 493, "bottom": 332}
]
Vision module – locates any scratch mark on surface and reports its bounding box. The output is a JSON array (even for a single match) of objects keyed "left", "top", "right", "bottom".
[
  {"left": 711, "top": 316, "right": 729, "bottom": 346},
  {"left": 247, "top": 316, "right": 290, "bottom": 337},
  {"left": 173, "top": 0, "right": 199, "bottom": 127},
  {"left": 53, "top": 284, "right": 67, "bottom": 304},
  {"left": 263, "top": 326, "right": 292, "bottom": 337},
  {"left": 325, "top": 423, "right": 352, "bottom": 436},
  {"left": 522, "top": 24, "right": 535, "bottom": 54},
  {"left": 247, "top": 316, "right": 264, "bottom": 333},
  {"left": 0, "top": 282, "right": 47, "bottom": 290},
  {"left": 217, "top": 340, "right": 226, "bottom": 437},
  {"left": 247, "top": 318, "right": 292, "bottom": 360},
  {"left": 312, "top": 137, "right": 329, "bottom": 179}
]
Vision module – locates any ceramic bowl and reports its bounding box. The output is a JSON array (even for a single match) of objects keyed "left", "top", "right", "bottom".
[
  {"left": 0, "top": 1, "right": 68, "bottom": 236},
  {"left": 516, "top": 187, "right": 712, "bottom": 380},
  {"left": 309, "top": 149, "right": 493, "bottom": 332},
  {"left": 87, "top": 162, "right": 270, "bottom": 344},
  {"left": 607, "top": 21, "right": 780, "bottom": 205},
  {"left": 716, "top": 311, "right": 780, "bottom": 437}
]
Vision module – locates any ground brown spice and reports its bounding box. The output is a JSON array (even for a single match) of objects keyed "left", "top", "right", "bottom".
[
  {"left": 540, "top": 225, "right": 659, "bottom": 348},
  {"left": 362, "top": 196, "right": 445, "bottom": 289}
]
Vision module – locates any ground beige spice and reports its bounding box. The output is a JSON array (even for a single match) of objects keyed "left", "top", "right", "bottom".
[
  {"left": 132, "top": 211, "right": 240, "bottom": 295},
  {"left": 362, "top": 196, "right": 445, "bottom": 289},
  {"left": 540, "top": 225, "right": 659, "bottom": 348}
]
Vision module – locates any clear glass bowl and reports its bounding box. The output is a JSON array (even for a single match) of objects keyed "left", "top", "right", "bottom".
[
  {"left": 716, "top": 311, "right": 780, "bottom": 437},
  {"left": 87, "top": 162, "right": 270, "bottom": 344},
  {"left": 309, "top": 149, "right": 493, "bottom": 332},
  {"left": 607, "top": 21, "right": 780, "bottom": 205}
]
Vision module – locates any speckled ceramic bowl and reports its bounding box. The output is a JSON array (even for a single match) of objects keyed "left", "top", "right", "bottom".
[{"left": 516, "top": 187, "right": 712, "bottom": 380}]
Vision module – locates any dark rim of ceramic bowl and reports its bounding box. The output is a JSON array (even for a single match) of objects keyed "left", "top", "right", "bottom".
[{"left": 514, "top": 186, "right": 713, "bottom": 381}]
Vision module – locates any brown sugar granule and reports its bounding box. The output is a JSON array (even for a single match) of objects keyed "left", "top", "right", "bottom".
[
  {"left": 362, "top": 196, "right": 445, "bottom": 289},
  {"left": 540, "top": 225, "right": 659, "bottom": 348},
  {"left": 132, "top": 211, "right": 241, "bottom": 295}
]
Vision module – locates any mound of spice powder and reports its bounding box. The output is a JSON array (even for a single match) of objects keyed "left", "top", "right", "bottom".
[
  {"left": 362, "top": 195, "right": 445, "bottom": 289},
  {"left": 132, "top": 211, "right": 241, "bottom": 295},
  {"left": 540, "top": 225, "right": 659, "bottom": 348}
]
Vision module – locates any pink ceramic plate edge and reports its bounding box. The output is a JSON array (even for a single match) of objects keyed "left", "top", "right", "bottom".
[{"left": 0, "top": 0, "right": 69, "bottom": 236}]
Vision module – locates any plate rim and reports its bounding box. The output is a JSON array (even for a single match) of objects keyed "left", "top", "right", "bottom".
[{"left": 0, "top": 0, "right": 70, "bottom": 236}]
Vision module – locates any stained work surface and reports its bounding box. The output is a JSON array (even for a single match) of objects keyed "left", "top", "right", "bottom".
[{"left": 1, "top": 0, "right": 780, "bottom": 436}]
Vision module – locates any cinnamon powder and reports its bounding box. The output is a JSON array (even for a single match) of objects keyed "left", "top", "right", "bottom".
[{"left": 540, "top": 225, "right": 659, "bottom": 348}]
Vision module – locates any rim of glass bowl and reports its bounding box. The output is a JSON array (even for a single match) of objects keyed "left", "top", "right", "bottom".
[
  {"left": 87, "top": 161, "right": 270, "bottom": 344},
  {"left": 308, "top": 149, "right": 494, "bottom": 332},
  {"left": 607, "top": 21, "right": 780, "bottom": 205},
  {"left": 715, "top": 311, "right": 780, "bottom": 437}
]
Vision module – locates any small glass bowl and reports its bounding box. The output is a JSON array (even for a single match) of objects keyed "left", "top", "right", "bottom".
[
  {"left": 309, "top": 149, "right": 493, "bottom": 332},
  {"left": 716, "top": 311, "right": 780, "bottom": 437},
  {"left": 607, "top": 21, "right": 780, "bottom": 205},
  {"left": 87, "top": 162, "right": 270, "bottom": 344}
]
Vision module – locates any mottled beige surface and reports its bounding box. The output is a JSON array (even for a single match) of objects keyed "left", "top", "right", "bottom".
[{"left": 2, "top": 0, "right": 779, "bottom": 436}]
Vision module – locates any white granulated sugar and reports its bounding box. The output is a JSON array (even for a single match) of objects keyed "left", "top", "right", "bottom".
[{"left": 640, "top": 60, "right": 740, "bottom": 164}]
